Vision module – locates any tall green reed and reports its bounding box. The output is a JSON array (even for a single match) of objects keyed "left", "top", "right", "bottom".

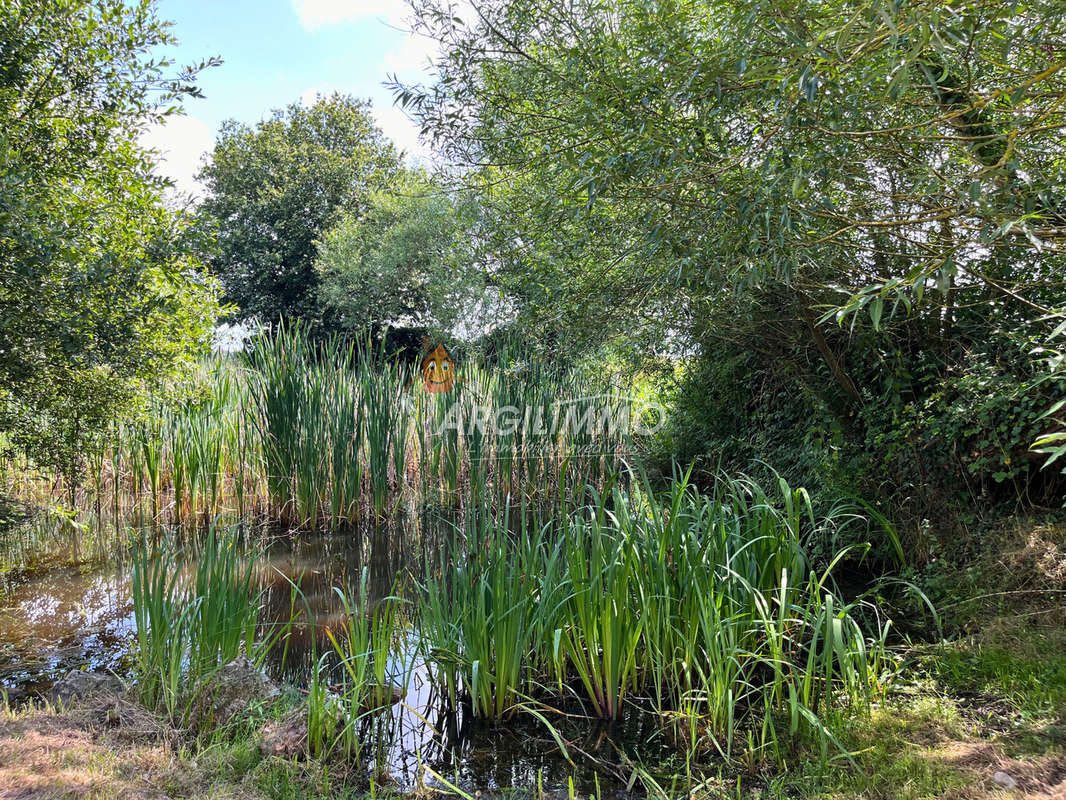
[
  {"left": 130, "top": 532, "right": 187, "bottom": 716},
  {"left": 18, "top": 325, "right": 644, "bottom": 530},
  {"left": 186, "top": 528, "right": 261, "bottom": 678},
  {"left": 360, "top": 351, "right": 412, "bottom": 518},
  {"left": 417, "top": 468, "right": 893, "bottom": 766},
  {"left": 554, "top": 494, "right": 644, "bottom": 719},
  {"left": 306, "top": 569, "right": 408, "bottom": 760},
  {"left": 419, "top": 502, "right": 565, "bottom": 719},
  {"left": 130, "top": 525, "right": 264, "bottom": 719}
]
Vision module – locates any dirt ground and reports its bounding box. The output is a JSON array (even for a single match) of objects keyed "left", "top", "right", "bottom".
[{"left": 0, "top": 696, "right": 255, "bottom": 800}]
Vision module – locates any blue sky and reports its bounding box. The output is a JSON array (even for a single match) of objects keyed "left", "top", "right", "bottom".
[{"left": 142, "top": 0, "right": 437, "bottom": 197}]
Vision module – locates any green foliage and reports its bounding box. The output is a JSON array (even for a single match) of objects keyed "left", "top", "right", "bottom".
[
  {"left": 656, "top": 354, "right": 839, "bottom": 495},
  {"left": 929, "top": 641, "right": 1066, "bottom": 720},
  {"left": 196, "top": 94, "right": 402, "bottom": 325},
  {"left": 315, "top": 172, "right": 480, "bottom": 338},
  {"left": 419, "top": 471, "right": 894, "bottom": 765},
  {"left": 397, "top": 0, "right": 1066, "bottom": 522},
  {"left": 858, "top": 352, "right": 1065, "bottom": 508},
  {"left": 1031, "top": 312, "right": 1066, "bottom": 476},
  {"left": 131, "top": 526, "right": 263, "bottom": 719},
  {"left": 402, "top": 0, "right": 1065, "bottom": 328},
  {"left": 0, "top": 0, "right": 223, "bottom": 479},
  {"left": 357, "top": 347, "right": 411, "bottom": 519},
  {"left": 663, "top": 328, "right": 1065, "bottom": 549}
]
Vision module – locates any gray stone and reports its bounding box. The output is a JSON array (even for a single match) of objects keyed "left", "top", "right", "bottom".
[
  {"left": 187, "top": 656, "right": 280, "bottom": 733},
  {"left": 47, "top": 670, "right": 122, "bottom": 706},
  {"left": 992, "top": 770, "right": 1018, "bottom": 790}
]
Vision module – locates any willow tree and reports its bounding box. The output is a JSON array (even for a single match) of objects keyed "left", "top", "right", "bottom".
[{"left": 395, "top": 0, "right": 1066, "bottom": 511}]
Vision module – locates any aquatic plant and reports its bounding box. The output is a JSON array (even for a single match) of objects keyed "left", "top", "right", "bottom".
[
  {"left": 130, "top": 532, "right": 188, "bottom": 716},
  {"left": 419, "top": 502, "right": 565, "bottom": 719},
  {"left": 417, "top": 469, "right": 892, "bottom": 766},
  {"left": 305, "top": 569, "right": 407, "bottom": 760},
  {"left": 554, "top": 495, "right": 644, "bottom": 719},
  {"left": 186, "top": 528, "right": 261, "bottom": 678},
  {"left": 130, "top": 525, "right": 264, "bottom": 719},
  {"left": 5, "top": 324, "right": 643, "bottom": 532},
  {"left": 359, "top": 352, "right": 411, "bottom": 519}
]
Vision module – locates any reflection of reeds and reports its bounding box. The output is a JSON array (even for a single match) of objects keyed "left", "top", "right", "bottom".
[{"left": 0, "top": 510, "right": 117, "bottom": 586}]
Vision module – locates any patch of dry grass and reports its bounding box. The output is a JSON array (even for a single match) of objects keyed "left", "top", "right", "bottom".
[
  {"left": 0, "top": 696, "right": 265, "bottom": 800},
  {"left": 928, "top": 739, "right": 1066, "bottom": 800}
]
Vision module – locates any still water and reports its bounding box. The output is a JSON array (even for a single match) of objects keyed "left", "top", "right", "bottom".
[{"left": 0, "top": 503, "right": 674, "bottom": 796}]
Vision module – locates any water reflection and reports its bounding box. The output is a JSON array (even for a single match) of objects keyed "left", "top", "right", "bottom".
[
  {"left": 256, "top": 520, "right": 416, "bottom": 681},
  {"left": 0, "top": 508, "right": 666, "bottom": 795}
]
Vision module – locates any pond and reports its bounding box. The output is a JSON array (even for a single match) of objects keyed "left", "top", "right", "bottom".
[{"left": 0, "top": 504, "right": 677, "bottom": 796}]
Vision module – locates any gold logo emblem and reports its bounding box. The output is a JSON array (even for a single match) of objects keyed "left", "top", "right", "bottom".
[{"left": 420, "top": 343, "right": 454, "bottom": 393}]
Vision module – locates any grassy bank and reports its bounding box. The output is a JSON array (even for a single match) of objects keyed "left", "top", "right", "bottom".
[
  {"left": 0, "top": 691, "right": 396, "bottom": 800},
  {"left": 3, "top": 615, "right": 1063, "bottom": 799}
]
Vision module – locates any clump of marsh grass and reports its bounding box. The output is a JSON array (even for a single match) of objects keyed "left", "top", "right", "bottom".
[
  {"left": 419, "top": 500, "right": 566, "bottom": 719},
  {"left": 130, "top": 525, "right": 264, "bottom": 719},
  {"left": 555, "top": 493, "right": 644, "bottom": 720},
  {"left": 131, "top": 532, "right": 187, "bottom": 716},
  {"left": 358, "top": 350, "right": 412, "bottom": 519},
  {"left": 418, "top": 469, "right": 895, "bottom": 766},
  {"left": 303, "top": 569, "right": 408, "bottom": 760}
]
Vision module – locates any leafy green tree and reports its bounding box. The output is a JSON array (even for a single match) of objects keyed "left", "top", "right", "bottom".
[
  {"left": 397, "top": 0, "right": 1066, "bottom": 512},
  {"left": 403, "top": 0, "right": 1065, "bottom": 317},
  {"left": 196, "top": 94, "right": 403, "bottom": 325},
  {"left": 315, "top": 173, "right": 480, "bottom": 339},
  {"left": 0, "top": 0, "right": 222, "bottom": 478}
]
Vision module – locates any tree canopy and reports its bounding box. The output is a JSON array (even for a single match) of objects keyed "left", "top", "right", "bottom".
[
  {"left": 314, "top": 172, "right": 478, "bottom": 339},
  {"left": 400, "top": 0, "right": 1064, "bottom": 320},
  {"left": 0, "top": 0, "right": 222, "bottom": 477},
  {"left": 196, "top": 94, "right": 403, "bottom": 326},
  {"left": 396, "top": 0, "right": 1066, "bottom": 511}
]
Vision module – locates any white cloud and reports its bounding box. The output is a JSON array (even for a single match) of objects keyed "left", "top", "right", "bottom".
[
  {"left": 380, "top": 0, "right": 478, "bottom": 77},
  {"left": 292, "top": 0, "right": 409, "bottom": 30},
  {"left": 300, "top": 87, "right": 327, "bottom": 107},
  {"left": 139, "top": 114, "right": 214, "bottom": 201},
  {"left": 372, "top": 104, "right": 431, "bottom": 162},
  {"left": 381, "top": 29, "right": 437, "bottom": 76}
]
